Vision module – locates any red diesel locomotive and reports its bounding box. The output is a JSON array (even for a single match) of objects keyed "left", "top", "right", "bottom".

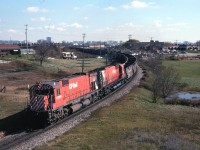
[{"left": 28, "top": 52, "right": 137, "bottom": 124}]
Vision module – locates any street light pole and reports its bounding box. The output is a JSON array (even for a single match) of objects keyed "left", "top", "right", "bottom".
[{"left": 82, "top": 33, "right": 86, "bottom": 50}]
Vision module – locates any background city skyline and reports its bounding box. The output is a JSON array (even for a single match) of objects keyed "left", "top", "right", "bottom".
[{"left": 0, "top": 0, "right": 199, "bottom": 43}]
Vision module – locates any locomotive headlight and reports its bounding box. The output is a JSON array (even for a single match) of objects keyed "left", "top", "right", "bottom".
[{"left": 112, "top": 70, "right": 116, "bottom": 74}]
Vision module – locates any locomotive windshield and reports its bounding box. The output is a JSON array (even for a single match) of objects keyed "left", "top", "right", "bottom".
[
  {"left": 30, "top": 84, "right": 54, "bottom": 96},
  {"left": 34, "top": 88, "right": 54, "bottom": 95}
]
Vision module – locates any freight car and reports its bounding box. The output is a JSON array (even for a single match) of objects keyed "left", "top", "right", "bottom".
[{"left": 27, "top": 52, "right": 137, "bottom": 125}]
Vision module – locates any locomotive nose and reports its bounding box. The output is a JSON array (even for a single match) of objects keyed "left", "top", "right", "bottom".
[{"left": 30, "top": 95, "right": 45, "bottom": 111}]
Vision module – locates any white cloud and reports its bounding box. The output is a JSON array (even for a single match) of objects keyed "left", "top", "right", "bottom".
[
  {"left": 42, "top": 23, "right": 83, "bottom": 32},
  {"left": 123, "top": 0, "right": 154, "bottom": 9},
  {"left": 105, "top": 27, "right": 111, "bottom": 30},
  {"left": 29, "top": 27, "right": 43, "bottom": 30},
  {"left": 59, "top": 23, "right": 83, "bottom": 29},
  {"left": 105, "top": 6, "right": 116, "bottom": 11},
  {"left": 31, "top": 17, "right": 51, "bottom": 22},
  {"left": 87, "top": 4, "right": 94, "bottom": 7},
  {"left": 25, "top": 7, "right": 48, "bottom": 13},
  {"left": 167, "top": 22, "right": 188, "bottom": 28},
  {"left": 153, "top": 20, "right": 162, "bottom": 28},
  {"left": 56, "top": 27, "right": 66, "bottom": 32},
  {"left": 167, "top": 17, "right": 173, "bottom": 21},
  {"left": 165, "top": 27, "right": 180, "bottom": 32},
  {"left": 83, "top": 17, "right": 89, "bottom": 20},
  {"left": 7, "top": 29, "right": 17, "bottom": 33},
  {"left": 124, "top": 22, "right": 143, "bottom": 28},
  {"left": 73, "top": 7, "right": 80, "bottom": 10},
  {"left": 86, "top": 4, "right": 100, "bottom": 9},
  {"left": 69, "top": 23, "right": 83, "bottom": 28},
  {"left": 151, "top": 20, "right": 190, "bottom": 33},
  {"left": 94, "top": 22, "right": 143, "bottom": 35},
  {"left": 44, "top": 25, "right": 55, "bottom": 30},
  {"left": 164, "top": 22, "right": 189, "bottom": 31},
  {"left": 151, "top": 18, "right": 189, "bottom": 29},
  {"left": 6, "top": 29, "right": 24, "bottom": 36}
]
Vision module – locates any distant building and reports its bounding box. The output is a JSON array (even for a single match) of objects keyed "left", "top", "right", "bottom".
[
  {"left": 37, "top": 39, "right": 45, "bottom": 44},
  {"left": 20, "top": 49, "right": 35, "bottom": 55},
  {"left": 0, "top": 44, "right": 20, "bottom": 55},
  {"left": 89, "top": 45, "right": 105, "bottom": 49},
  {"left": 46, "top": 37, "right": 51, "bottom": 43},
  {"left": 37, "top": 37, "right": 52, "bottom": 44}
]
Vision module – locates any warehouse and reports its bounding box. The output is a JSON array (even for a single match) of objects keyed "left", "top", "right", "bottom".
[{"left": 0, "top": 44, "right": 21, "bottom": 55}]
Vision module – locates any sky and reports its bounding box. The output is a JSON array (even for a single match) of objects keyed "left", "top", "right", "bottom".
[{"left": 0, "top": 0, "right": 200, "bottom": 43}]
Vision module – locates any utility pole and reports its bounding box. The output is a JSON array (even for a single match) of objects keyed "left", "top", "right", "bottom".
[
  {"left": 175, "top": 40, "right": 178, "bottom": 47},
  {"left": 128, "top": 34, "right": 132, "bottom": 49},
  {"left": 82, "top": 33, "right": 86, "bottom": 49},
  {"left": 100, "top": 41, "right": 101, "bottom": 57},
  {"left": 175, "top": 40, "right": 179, "bottom": 51},
  {"left": 77, "top": 33, "right": 89, "bottom": 73},
  {"left": 82, "top": 33, "right": 86, "bottom": 73},
  {"left": 128, "top": 34, "right": 132, "bottom": 41},
  {"left": 25, "top": 24, "right": 28, "bottom": 58},
  {"left": 197, "top": 40, "right": 200, "bottom": 51}
]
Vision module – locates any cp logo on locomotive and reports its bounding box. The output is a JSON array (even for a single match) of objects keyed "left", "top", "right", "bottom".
[{"left": 69, "top": 82, "right": 78, "bottom": 89}]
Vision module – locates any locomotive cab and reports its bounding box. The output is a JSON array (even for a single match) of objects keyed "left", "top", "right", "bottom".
[{"left": 29, "top": 83, "right": 55, "bottom": 112}]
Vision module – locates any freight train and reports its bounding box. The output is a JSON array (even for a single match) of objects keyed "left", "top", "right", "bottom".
[{"left": 27, "top": 52, "right": 137, "bottom": 125}]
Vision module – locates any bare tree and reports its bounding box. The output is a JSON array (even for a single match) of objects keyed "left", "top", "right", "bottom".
[
  {"left": 160, "top": 67, "right": 180, "bottom": 98},
  {"left": 152, "top": 66, "right": 180, "bottom": 102},
  {"left": 151, "top": 74, "right": 162, "bottom": 102},
  {"left": 36, "top": 43, "right": 59, "bottom": 66}
]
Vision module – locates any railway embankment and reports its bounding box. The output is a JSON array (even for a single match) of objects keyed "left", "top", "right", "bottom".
[{"left": 0, "top": 64, "right": 143, "bottom": 150}]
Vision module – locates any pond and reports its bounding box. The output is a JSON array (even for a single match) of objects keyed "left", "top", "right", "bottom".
[
  {"left": 166, "top": 92, "right": 200, "bottom": 106},
  {"left": 167, "top": 92, "right": 200, "bottom": 101},
  {"left": 178, "top": 93, "right": 200, "bottom": 100},
  {"left": 167, "top": 92, "right": 200, "bottom": 100}
]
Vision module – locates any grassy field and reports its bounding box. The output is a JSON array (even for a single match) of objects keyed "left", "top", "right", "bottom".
[
  {"left": 35, "top": 59, "right": 200, "bottom": 150},
  {"left": 164, "top": 60, "right": 200, "bottom": 90},
  {"left": 41, "top": 58, "right": 106, "bottom": 74}
]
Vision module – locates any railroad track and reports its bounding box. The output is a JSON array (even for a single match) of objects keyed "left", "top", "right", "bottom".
[{"left": 0, "top": 64, "right": 143, "bottom": 150}]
